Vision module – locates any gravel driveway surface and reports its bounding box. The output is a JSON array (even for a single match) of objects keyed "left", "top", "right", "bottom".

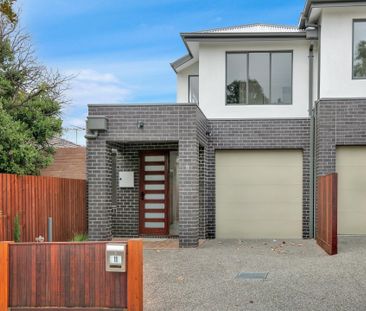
[{"left": 144, "top": 238, "right": 366, "bottom": 311}]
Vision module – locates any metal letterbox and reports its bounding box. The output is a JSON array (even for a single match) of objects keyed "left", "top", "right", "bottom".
[{"left": 106, "top": 243, "right": 126, "bottom": 272}]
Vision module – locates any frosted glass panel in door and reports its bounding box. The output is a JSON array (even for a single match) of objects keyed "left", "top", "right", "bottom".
[
  {"left": 145, "top": 156, "right": 165, "bottom": 162},
  {"left": 145, "top": 175, "right": 165, "bottom": 181}
]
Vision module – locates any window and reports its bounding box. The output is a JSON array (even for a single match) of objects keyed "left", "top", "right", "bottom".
[
  {"left": 226, "top": 52, "right": 293, "bottom": 105},
  {"left": 188, "top": 75, "right": 199, "bottom": 103},
  {"left": 353, "top": 20, "right": 366, "bottom": 79}
]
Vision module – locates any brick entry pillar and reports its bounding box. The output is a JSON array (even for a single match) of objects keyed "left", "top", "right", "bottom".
[
  {"left": 87, "top": 140, "right": 113, "bottom": 240},
  {"left": 178, "top": 139, "right": 200, "bottom": 248}
]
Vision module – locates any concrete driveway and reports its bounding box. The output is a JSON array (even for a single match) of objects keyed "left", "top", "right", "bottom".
[{"left": 144, "top": 238, "right": 366, "bottom": 311}]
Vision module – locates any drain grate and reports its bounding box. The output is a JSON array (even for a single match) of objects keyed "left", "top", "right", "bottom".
[{"left": 235, "top": 272, "right": 268, "bottom": 280}]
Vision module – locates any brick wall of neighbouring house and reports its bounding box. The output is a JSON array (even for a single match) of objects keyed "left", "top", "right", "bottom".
[
  {"left": 40, "top": 147, "right": 86, "bottom": 180},
  {"left": 315, "top": 99, "right": 366, "bottom": 176},
  {"left": 207, "top": 118, "right": 311, "bottom": 239}
]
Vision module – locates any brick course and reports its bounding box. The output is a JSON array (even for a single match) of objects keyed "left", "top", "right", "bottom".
[
  {"left": 315, "top": 99, "right": 366, "bottom": 176},
  {"left": 87, "top": 104, "right": 312, "bottom": 246}
]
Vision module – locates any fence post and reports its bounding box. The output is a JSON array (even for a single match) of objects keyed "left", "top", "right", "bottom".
[
  {"left": 127, "top": 239, "right": 143, "bottom": 311},
  {"left": 0, "top": 242, "right": 10, "bottom": 311},
  {"left": 48, "top": 217, "right": 53, "bottom": 242}
]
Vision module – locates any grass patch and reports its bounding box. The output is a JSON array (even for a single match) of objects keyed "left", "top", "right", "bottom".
[{"left": 71, "top": 233, "right": 88, "bottom": 242}]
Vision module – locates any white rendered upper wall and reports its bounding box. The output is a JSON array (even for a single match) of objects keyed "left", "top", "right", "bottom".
[
  {"left": 198, "top": 41, "right": 312, "bottom": 119},
  {"left": 319, "top": 6, "right": 366, "bottom": 98},
  {"left": 176, "top": 62, "right": 199, "bottom": 103}
]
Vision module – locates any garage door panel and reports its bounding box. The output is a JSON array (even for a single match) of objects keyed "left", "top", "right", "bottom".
[
  {"left": 337, "top": 147, "right": 366, "bottom": 235},
  {"left": 337, "top": 168, "right": 366, "bottom": 189},
  {"left": 217, "top": 203, "right": 302, "bottom": 221},
  {"left": 216, "top": 185, "right": 301, "bottom": 204},
  {"left": 217, "top": 213, "right": 302, "bottom": 239},
  {"left": 216, "top": 150, "right": 301, "bottom": 165},
  {"left": 216, "top": 150, "right": 303, "bottom": 239},
  {"left": 216, "top": 166, "right": 302, "bottom": 186}
]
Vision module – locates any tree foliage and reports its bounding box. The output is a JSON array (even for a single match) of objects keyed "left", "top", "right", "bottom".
[
  {"left": 0, "top": 0, "right": 68, "bottom": 175},
  {"left": 354, "top": 40, "right": 366, "bottom": 78}
]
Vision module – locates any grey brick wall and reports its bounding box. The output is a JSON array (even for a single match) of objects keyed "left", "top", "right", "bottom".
[
  {"left": 87, "top": 104, "right": 312, "bottom": 246},
  {"left": 87, "top": 139, "right": 113, "bottom": 240},
  {"left": 207, "top": 118, "right": 311, "bottom": 239},
  {"left": 87, "top": 104, "right": 208, "bottom": 247},
  {"left": 315, "top": 99, "right": 366, "bottom": 176},
  {"left": 113, "top": 142, "right": 179, "bottom": 237}
]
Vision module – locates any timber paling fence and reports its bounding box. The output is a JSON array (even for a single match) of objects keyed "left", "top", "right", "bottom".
[{"left": 0, "top": 173, "right": 87, "bottom": 242}]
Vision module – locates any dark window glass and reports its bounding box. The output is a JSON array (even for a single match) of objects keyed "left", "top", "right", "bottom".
[
  {"left": 226, "top": 53, "right": 247, "bottom": 104},
  {"left": 353, "top": 21, "right": 366, "bottom": 79},
  {"left": 249, "top": 53, "right": 270, "bottom": 105},
  {"left": 271, "top": 53, "right": 292, "bottom": 104},
  {"left": 226, "top": 52, "right": 292, "bottom": 105},
  {"left": 189, "top": 75, "right": 199, "bottom": 103}
]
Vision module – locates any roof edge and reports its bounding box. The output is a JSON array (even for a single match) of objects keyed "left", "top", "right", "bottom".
[
  {"left": 170, "top": 54, "right": 192, "bottom": 72},
  {"left": 181, "top": 31, "right": 307, "bottom": 40},
  {"left": 300, "top": 0, "right": 366, "bottom": 28}
]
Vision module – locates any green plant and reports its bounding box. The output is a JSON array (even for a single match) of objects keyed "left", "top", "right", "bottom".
[
  {"left": 71, "top": 233, "right": 88, "bottom": 242},
  {"left": 13, "top": 213, "right": 20, "bottom": 242}
]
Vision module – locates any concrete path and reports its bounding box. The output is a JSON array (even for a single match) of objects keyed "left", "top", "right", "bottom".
[{"left": 144, "top": 238, "right": 366, "bottom": 311}]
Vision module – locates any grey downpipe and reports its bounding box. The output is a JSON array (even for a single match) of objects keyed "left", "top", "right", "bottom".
[{"left": 308, "top": 43, "right": 315, "bottom": 239}]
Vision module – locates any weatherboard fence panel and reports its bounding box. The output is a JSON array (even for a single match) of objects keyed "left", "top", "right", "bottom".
[{"left": 0, "top": 173, "right": 87, "bottom": 242}]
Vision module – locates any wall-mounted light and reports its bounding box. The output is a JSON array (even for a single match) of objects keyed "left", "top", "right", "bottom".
[
  {"left": 137, "top": 121, "right": 144, "bottom": 129},
  {"left": 206, "top": 130, "right": 212, "bottom": 137}
]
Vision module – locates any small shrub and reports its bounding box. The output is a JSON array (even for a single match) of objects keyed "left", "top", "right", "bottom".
[
  {"left": 71, "top": 233, "right": 88, "bottom": 242},
  {"left": 14, "top": 214, "right": 21, "bottom": 242}
]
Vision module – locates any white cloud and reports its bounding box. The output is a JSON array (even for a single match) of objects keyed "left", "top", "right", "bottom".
[{"left": 63, "top": 68, "right": 132, "bottom": 108}]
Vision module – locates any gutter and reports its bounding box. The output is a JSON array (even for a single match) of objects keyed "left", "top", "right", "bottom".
[{"left": 181, "top": 32, "right": 307, "bottom": 40}]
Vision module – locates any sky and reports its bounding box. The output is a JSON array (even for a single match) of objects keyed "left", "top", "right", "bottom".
[{"left": 16, "top": 0, "right": 305, "bottom": 145}]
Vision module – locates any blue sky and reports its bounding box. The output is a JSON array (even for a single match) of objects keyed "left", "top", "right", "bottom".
[{"left": 17, "top": 0, "right": 305, "bottom": 144}]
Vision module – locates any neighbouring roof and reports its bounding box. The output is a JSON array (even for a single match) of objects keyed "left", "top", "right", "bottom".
[
  {"left": 49, "top": 137, "right": 82, "bottom": 149},
  {"left": 197, "top": 24, "right": 304, "bottom": 34}
]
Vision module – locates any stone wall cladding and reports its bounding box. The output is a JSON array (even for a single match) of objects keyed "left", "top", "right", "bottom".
[
  {"left": 207, "top": 118, "right": 311, "bottom": 239},
  {"left": 315, "top": 99, "right": 366, "bottom": 176}
]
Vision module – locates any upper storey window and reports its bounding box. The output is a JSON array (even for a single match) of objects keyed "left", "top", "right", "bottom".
[
  {"left": 353, "top": 20, "right": 366, "bottom": 79},
  {"left": 188, "top": 75, "right": 199, "bottom": 104},
  {"left": 226, "top": 52, "right": 292, "bottom": 105}
]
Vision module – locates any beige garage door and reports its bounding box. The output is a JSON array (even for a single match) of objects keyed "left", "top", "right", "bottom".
[
  {"left": 216, "top": 150, "right": 303, "bottom": 239},
  {"left": 337, "top": 147, "right": 366, "bottom": 235}
]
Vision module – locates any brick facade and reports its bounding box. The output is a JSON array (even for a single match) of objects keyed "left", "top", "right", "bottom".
[
  {"left": 315, "top": 99, "right": 366, "bottom": 176},
  {"left": 87, "top": 104, "right": 208, "bottom": 247},
  {"left": 87, "top": 104, "right": 312, "bottom": 246},
  {"left": 207, "top": 119, "right": 311, "bottom": 239}
]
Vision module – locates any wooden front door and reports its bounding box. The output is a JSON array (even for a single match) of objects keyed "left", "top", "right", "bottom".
[{"left": 139, "top": 151, "right": 169, "bottom": 235}]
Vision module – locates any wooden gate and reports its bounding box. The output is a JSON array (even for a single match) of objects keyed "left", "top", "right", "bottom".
[
  {"left": 316, "top": 173, "right": 338, "bottom": 255},
  {"left": 0, "top": 240, "right": 143, "bottom": 311}
]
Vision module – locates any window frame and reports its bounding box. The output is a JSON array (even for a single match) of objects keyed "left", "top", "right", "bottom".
[
  {"left": 352, "top": 19, "right": 366, "bottom": 80},
  {"left": 188, "top": 74, "right": 199, "bottom": 104},
  {"left": 225, "top": 50, "right": 293, "bottom": 106}
]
